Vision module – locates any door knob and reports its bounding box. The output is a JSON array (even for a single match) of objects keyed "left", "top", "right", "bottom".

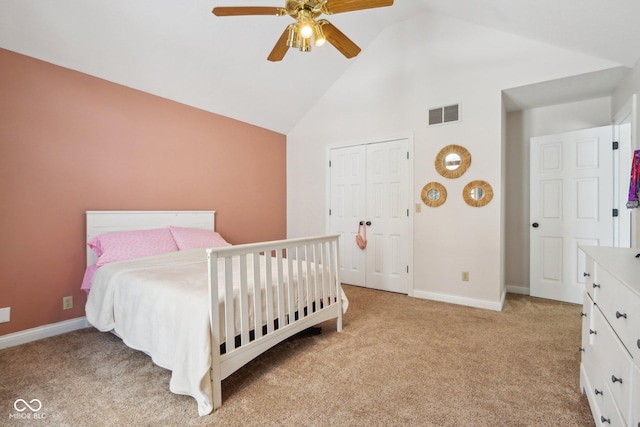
[
  {"left": 366, "top": 221, "right": 372, "bottom": 226},
  {"left": 532, "top": 222, "right": 539, "bottom": 228}
]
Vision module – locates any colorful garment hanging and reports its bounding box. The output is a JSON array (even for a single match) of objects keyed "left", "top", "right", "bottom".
[{"left": 626, "top": 150, "right": 640, "bottom": 208}]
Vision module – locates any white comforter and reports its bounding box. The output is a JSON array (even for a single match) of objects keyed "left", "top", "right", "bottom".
[{"left": 85, "top": 248, "right": 347, "bottom": 416}]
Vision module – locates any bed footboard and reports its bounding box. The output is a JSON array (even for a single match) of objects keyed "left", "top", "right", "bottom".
[{"left": 206, "top": 234, "right": 342, "bottom": 410}]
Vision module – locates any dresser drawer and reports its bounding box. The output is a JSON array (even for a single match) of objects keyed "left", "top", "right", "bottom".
[
  {"left": 599, "top": 381, "right": 626, "bottom": 426},
  {"left": 593, "top": 308, "right": 633, "bottom": 425},
  {"left": 596, "top": 267, "right": 640, "bottom": 359},
  {"left": 584, "top": 256, "right": 596, "bottom": 299},
  {"left": 582, "top": 292, "right": 597, "bottom": 368}
]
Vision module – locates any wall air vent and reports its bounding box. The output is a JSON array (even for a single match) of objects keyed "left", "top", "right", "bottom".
[{"left": 428, "top": 104, "right": 460, "bottom": 126}]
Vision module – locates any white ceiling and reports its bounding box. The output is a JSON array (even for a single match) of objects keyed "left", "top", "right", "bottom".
[{"left": 2, "top": 0, "right": 640, "bottom": 133}]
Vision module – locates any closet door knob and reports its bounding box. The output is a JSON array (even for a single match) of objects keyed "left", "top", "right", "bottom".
[
  {"left": 365, "top": 221, "right": 371, "bottom": 226},
  {"left": 595, "top": 388, "right": 603, "bottom": 395},
  {"left": 580, "top": 312, "right": 587, "bottom": 317},
  {"left": 579, "top": 347, "right": 585, "bottom": 352},
  {"left": 611, "top": 375, "right": 623, "bottom": 384},
  {"left": 615, "top": 311, "right": 627, "bottom": 319},
  {"left": 601, "top": 416, "right": 611, "bottom": 424},
  {"left": 532, "top": 222, "right": 539, "bottom": 228},
  {"left": 589, "top": 329, "right": 597, "bottom": 335},
  {"left": 593, "top": 283, "right": 600, "bottom": 289},
  {"left": 583, "top": 272, "right": 590, "bottom": 277}
]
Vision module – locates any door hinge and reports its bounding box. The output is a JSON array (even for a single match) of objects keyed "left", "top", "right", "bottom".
[
  {"left": 613, "top": 141, "right": 619, "bottom": 150},
  {"left": 613, "top": 208, "right": 619, "bottom": 217}
]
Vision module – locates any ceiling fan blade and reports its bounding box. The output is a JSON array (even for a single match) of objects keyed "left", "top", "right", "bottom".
[
  {"left": 324, "top": 0, "right": 393, "bottom": 14},
  {"left": 212, "top": 6, "right": 284, "bottom": 17},
  {"left": 321, "top": 21, "right": 361, "bottom": 58},
  {"left": 267, "top": 28, "right": 290, "bottom": 62}
]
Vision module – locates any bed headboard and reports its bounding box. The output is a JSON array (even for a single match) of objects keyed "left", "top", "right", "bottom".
[{"left": 86, "top": 210, "right": 216, "bottom": 266}]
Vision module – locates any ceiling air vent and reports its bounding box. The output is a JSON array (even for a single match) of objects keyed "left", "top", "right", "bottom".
[{"left": 428, "top": 104, "right": 460, "bottom": 126}]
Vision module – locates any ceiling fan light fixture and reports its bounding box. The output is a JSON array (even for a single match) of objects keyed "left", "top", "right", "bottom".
[
  {"left": 286, "top": 24, "right": 299, "bottom": 48},
  {"left": 313, "top": 21, "right": 326, "bottom": 46},
  {"left": 299, "top": 36, "right": 311, "bottom": 52},
  {"left": 298, "top": 10, "right": 314, "bottom": 39}
]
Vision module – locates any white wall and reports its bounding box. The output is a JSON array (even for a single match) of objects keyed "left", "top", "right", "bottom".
[
  {"left": 287, "top": 12, "right": 619, "bottom": 309},
  {"left": 504, "top": 98, "right": 612, "bottom": 294}
]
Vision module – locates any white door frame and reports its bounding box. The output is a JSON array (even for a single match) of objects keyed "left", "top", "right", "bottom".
[
  {"left": 325, "top": 133, "right": 415, "bottom": 296},
  {"left": 613, "top": 94, "right": 637, "bottom": 247}
]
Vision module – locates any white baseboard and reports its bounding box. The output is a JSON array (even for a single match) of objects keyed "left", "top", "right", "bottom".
[
  {"left": 506, "top": 284, "right": 530, "bottom": 295},
  {"left": 0, "top": 317, "right": 90, "bottom": 350},
  {"left": 413, "top": 289, "right": 506, "bottom": 311}
]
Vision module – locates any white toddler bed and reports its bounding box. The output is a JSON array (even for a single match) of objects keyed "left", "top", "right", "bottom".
[{"left": 83, "top": 211, "right": 345, "bottom": 416}]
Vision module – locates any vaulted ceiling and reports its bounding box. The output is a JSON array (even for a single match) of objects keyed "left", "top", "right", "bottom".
[{"left": 2, "top": 0, "right": 640, "bottom": 134}]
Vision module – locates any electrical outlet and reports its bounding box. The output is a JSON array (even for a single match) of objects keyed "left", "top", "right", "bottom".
[
  {"left": 0, "top": 307, "right": 10, "bottom": 323},
  {"left": 462, "top": 272, "right": 469, "bottom": 281},
  {"left": 62, "top": 296, "right": 73, "bottom": 310}
]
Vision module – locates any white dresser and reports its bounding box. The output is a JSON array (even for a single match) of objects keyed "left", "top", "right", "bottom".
[{"left": 580, "top": 246, "right": 640, "bottom": 426}]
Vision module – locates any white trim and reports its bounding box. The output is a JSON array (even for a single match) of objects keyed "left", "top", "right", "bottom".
[
  {"left": 506, "top": 284, "right": 530, "bottom": 295},
  {"left": 612, "top": 94, "right": 636, "bottom": 248},
  {"left": 413, "top": 289, "right": 506, "bottom": 312},
  {"left": 0, "top": 317, "right": 90, "bottom": 350}
]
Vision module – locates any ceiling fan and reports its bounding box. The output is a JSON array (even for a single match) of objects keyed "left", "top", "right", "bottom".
[{"left": 212, "top": 0, "right": 394, "bottom": 62}]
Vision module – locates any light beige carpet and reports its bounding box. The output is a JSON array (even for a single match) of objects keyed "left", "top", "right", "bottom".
[{"left": 0, "top": 285, "right": 593, "bottom": 426}]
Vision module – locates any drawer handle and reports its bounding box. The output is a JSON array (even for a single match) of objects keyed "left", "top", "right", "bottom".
[
  {"left": 592, "top": 283, "right": 600, "bottom": 289},
  {"left": 600, "top": 416, "right": 611, "bottom": 424},
  {"left": 611, "top": 375, "right": 623, "bottom": 384},
  {"left": 583, "top": 272, "right": 590, "bottom": 277},
  {"left": 594, "top": 388, "right": 603, "bottom": 395},
  {"left": 589, "top": 329, "right": 597, "bottom": 335},
  {"left": 615, "top": 311, "right": 627, "bottom": 319}
]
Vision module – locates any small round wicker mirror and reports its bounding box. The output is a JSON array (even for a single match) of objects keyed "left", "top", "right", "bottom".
[
  {"left": 463, "top": 180, "right": 493, "bottom": 207},
  {"left": 435, "top": 145, "right": 471, "bottom": 179},
  {"left": 421, "top": 182, "right": 447, "bottom": 207}
]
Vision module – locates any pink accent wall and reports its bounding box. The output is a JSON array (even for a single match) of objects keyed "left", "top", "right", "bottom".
[{"left": 0, "top": 48, "right": 286, "bottom": 336}]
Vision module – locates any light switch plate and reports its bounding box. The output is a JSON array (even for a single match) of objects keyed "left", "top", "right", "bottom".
[{"left": 0, "top": 307, "right": 10, "bottom": 323}]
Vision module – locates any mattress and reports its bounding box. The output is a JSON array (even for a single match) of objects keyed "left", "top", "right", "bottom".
[{"left": 85, "top": 248, "right": 347, "bottom": 415}]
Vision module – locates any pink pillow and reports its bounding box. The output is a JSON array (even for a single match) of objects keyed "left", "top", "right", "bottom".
[
  {"left": 87, "top": 228, "right": 179, "bottom": 266},
  {"left": 169, "top": 226, "right": 231, "bottom": 250},
  {"left": 80, "top": 264, "right": 99, "bottom": 293}
]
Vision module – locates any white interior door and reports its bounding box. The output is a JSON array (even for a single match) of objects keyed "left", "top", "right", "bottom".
[
  {"left": 329, "top": 138, "right": 410, "bottom": 293},
  {"left": 329, "top": 144, "right": 367, "bottom": 286},
  {"left": 365, "top": 140, "right": 409, "bottom": 293},
  {"left": 530, "top": 126, "right": 613, "bottom": 304}
]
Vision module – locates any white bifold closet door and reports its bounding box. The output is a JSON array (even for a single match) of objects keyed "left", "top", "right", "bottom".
[{"left": 329, "top": 138, "right": 409, "bottom": 294}]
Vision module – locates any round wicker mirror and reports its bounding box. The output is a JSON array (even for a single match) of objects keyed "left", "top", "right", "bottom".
[
  {"left": 463, "top": 180, "right": 493, "bottom": 207},
  {"left": 435, "top": 145, "right": 471, "bottom": 179},
  {"left": 421, "top": 182, "right": 447, "bottom": 207}
]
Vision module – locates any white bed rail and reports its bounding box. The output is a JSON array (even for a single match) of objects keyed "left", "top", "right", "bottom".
[{"left": 206, "top": 234, "right": 342, "bottom": 410}]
